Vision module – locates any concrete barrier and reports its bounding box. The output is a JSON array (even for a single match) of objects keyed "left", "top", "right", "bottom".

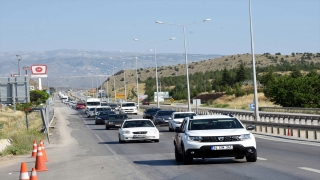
[{"left": 0, "top": 139, "right": 11, "bottom": 152}]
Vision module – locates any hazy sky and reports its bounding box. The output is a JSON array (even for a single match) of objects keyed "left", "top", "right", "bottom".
[{"left": 0, "top": 0, "right": 319, "bottom": 55}]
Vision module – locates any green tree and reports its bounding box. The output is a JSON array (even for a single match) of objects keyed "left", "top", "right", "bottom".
[
  {"left": 290, "top": 67, "right": 302, "bottom": 78},
  {"left": 30, "top": 90, "right": 49, "bottom": 105},
  {"left": 235, "top": 62, "right": 246, "bottom": 83}
]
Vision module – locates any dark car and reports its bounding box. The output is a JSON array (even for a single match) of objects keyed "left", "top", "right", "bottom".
[
  {"left": 105, "top": 114, "right": 129, "bottom": 129},
  {"left": 143, "top": 108, "right": 161, "bottom": 119},
  {"left": 108, "top": 103, "right": 119, "bottom": 111},
  {"left": 152, "top": 110, "right": 175, "bottom": 126},
  {"left": 142, "top": 99, "right": 150, "bottom": 105},
  {"left": 95, "top": 111, "right": 117, "bottom": 125}
]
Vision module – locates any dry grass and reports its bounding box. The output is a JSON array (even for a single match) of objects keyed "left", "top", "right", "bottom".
[
  {"left": 212, "top": 93, "right": 277, "bottom": 110},
  {"left": 0, "top": 108, "right": 45, "bottom": 156}
]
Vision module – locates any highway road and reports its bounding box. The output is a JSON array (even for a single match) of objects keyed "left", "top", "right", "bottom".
[{"left": 0, "top": 97, "right": 319, "bottom": 180}]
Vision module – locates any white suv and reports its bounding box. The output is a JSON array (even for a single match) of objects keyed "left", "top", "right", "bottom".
[
  {"left": 119, "top": 102, "right": 138, "bottom": 115},
  {"left": 174, "top": 114, "right": 257, "bottom": 165}
]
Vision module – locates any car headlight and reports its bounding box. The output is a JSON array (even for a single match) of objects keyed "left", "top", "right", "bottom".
[
  {"left": 149, "top": 129, "right": 158, "bottom": 134},
  {"left": 188, "top": 136, "right": 203, "bottom": 142},
  {"left": 122, "top": 130, "right": 131, "bottom": 134},
  {"left": 168, "top": 117, "right": 172, "bottom": 120},
  {"left": 174, "top": 121, "right": 181, "bottom": 124},
  {"left": 238, "top": 134, "right": 251, "bottom": 141}
]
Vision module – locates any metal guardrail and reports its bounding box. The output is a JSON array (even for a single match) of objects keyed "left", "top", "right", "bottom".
[{"left": 143, "top": 105, "right": 320, "bottom": 141}]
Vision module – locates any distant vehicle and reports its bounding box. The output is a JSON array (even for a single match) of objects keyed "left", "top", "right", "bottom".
[
  {"left": 168, "top": 112, "right": 197, "bottom": 132},
  {"left": 118, "top": 119, "right": 159, "bottom": 143},
  {"left": 108, "top": 103, "right": 119, "bottom": 111},
  {"left": 94, "top": 111, "right": 117, "bottom": 124},
  {"left": 61, "top": 95, "right": 68, "bottom": 103},
  {"left": 152, "top": 110, "right": 175, "bottom": 126},
  {"left": 87, "top": 108, "right": 96, "bottom": 118},
  {"left": 142, "top": 99, "right": 150, "bottom": 105},
  {"left": 76, "top": 102, "right": 85, "bottom": 109},
  {"left": 105, "top": 114, "right": 129, "bottom": 129},
  {"left": 174, "top": 114, "right": 257, "bottom": 165},
  {"left": 93, "top": 106, "right": 112, "bottom": 117},
  {"left": 119, "top": 102, "right": 138, "bottom": 115},
  {"left": 85, "top": 98, "right": 101, "bottom": 114},
  {"left": 143, "top": 108, "right": 161, "bottom": 119}
]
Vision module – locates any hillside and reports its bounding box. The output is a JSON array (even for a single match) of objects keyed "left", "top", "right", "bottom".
[{"left": 103, "top": 53, "right": 320, "bottom": 99}]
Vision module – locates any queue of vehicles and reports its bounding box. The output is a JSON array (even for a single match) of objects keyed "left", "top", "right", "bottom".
[{"left": 62, "top": 94, "right": 257, "bottom": 165}]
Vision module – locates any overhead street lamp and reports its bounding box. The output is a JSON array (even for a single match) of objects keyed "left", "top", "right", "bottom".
[
  {"left": 135, "top": 57, "right": 139, "bottom": 108},
  {"left": 16, "top": 55, "right": 22, "bottom": 77},
  {"left": 156, "top": 18, "right": 211, "bottom": 111},
  {"left": 249, "top": 0, "right": 260, "bottom": 121},
  {"left": 113, "top": 66, "right": 117, "bottom": 102},
  {"left": 133, "top": 37, "right": 175, "bottom": 108}
]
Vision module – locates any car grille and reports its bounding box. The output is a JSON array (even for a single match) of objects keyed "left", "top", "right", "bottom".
[
  {"left": 201, "top": 136, "right": 240, "bottom": 142},
  {"left": 133, "top": 131, "right": 147, "bottom": 134}
]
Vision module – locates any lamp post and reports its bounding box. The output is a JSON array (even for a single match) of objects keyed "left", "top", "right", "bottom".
[
  {"left": 122, "top": 61, "right": 126, "bottom": 101},
  {"left": 156, "top": 19, "right": 211, "bottom": 111},
  {"left": 133, "top": 37, "right": 175, "bottom": 108},
  {"left": 16, "top": 55, "right": 21, "bottom": 77},
  {"left": 135, "top": 57, "right": 139, "bottom": 108},
  {"left": 249, "top": 0, "right": 260, "bottom": 121},
  {"left": 106, "top": 70, "right": 110, "bottom": 103},
  {"left": 113, "top": 66, "right": 117, "bottom": 102}
]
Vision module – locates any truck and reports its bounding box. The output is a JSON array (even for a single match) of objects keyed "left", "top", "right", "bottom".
[{"left": 85, "top": 98, "right": 101, "bottom": 114}]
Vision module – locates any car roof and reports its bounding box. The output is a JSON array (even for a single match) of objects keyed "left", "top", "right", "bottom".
[
  {"left": 173, "top": 111, "right": 195, "bottom": 114},
  {"left": 191, "top": 115, "right": 234, "bottom": 120},
  {"left": 124, "top": 119, "right": 152, "bottom": 122}
]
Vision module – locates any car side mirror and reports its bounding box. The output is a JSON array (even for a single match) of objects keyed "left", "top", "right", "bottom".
[
  {"left": 246, "top": 125, "right": 255, "bottom": 131},
  {"left": 175, "top": 127, "right": 184, "bottom": 133}
]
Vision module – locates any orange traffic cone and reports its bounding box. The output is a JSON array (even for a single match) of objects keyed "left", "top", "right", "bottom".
[
  {"left": 35, "top": 145, "right": 48, "bottom": 171},
  {"left": 19, "top": 162, "right": 29, "bottom": 180},
  {"left": 30, "top": 168, "right": 39, "bottom": 180},
  {"left": 31, "top": 140, "right": 37, "bottom": 158},
  {"left": 40, "top": 140, "right": 49, "bottom": 162}
]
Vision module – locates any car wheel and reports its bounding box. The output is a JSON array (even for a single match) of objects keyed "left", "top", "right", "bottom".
[
  {"left": 235, "top": 155, "right": 244, "bottom": 159},
  {"left": 106, "top": 126, "right": 109, "bottom": 130},
  {"left": 154, "top": 139, "right": 159, "bottom": 142},
  {"left": 246, "top": 150, "right": 257, "bottom": 162},
  {"left": 182, "top": 145, "right": 193, "bottom": 165},
  {"left": 168, "top": 126, "right": 172, "bottom": 132},
  {"left": 95, "top": 122, "right": 97, "bottom": 125},
  {"left": 118, "top": 135, "right": 124, "bottom": 143},
  {"left": 175, "top": 146, "right": 182, "bottom": 162}
]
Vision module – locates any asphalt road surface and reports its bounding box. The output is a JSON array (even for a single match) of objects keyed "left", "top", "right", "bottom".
[{"left": 0, "top": 98, "right": 319, "bottom": 180}]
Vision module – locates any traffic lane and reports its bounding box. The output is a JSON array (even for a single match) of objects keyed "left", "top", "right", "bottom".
[{"left": 77, "top": 109, "right": 320, "bottom": 179}]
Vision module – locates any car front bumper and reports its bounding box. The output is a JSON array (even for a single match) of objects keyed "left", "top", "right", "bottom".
[{"left": 121, "top": 134, "right": 159, "bottom": 141}]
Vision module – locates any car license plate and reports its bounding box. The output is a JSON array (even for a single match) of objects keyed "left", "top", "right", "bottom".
[
  {"left": 211, "top": 145, "right": 233, "bottom": 150},
  {"left": 133, "top": 135, "right": 146, "bottom": 138}
]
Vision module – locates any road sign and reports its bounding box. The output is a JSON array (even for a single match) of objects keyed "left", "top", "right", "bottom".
[
  {"left": 11, "top": 74, "right": 20, "bottom": 77},
  {"left": 116, "top": 94, "right": 125, "bottom": 99},
  {"left": 170, "top": 98, "right": 174, "bottom": 102},
  {"left": 250, "top": 103, "right": 255, "bottom": 110}
]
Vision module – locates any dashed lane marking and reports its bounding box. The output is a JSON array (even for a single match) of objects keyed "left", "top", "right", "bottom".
[
  {"left": 257, "top": 157, "right": 267, "bottom": 160},
  {"left": 298, "top": 167, "right": 320, "bottom": 174}
]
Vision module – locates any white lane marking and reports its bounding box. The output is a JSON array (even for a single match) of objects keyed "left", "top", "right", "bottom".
[
  {"left": 254, "top": 134, "right": 320, "bottom": 147},
  {"left": 298, "top": 167, "right": 320, "bottom": 174},
  {"left": 257, "top": 157, "right": 267, "bottom": 160}
]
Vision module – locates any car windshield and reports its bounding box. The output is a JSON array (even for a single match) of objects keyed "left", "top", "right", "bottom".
[
  {"left": 174, "top": 113, "right": 196, "bottom": 119},
  {"left": 157, "top": 111, "right": 174, "bottom": 116},
  {"left": 108, "top": 115, "right": 128, "bottom": 120},
  {"left": 89, "top": 108, "right": 95, "bottom": 111},
  {"left": 99, "top": 111, "right": 114, "bottom": 115},
  {"left": 123, "top": 120, "right": 155, "bottom": 128},
  {"left": 109, "top": 104, "right": 117, "bottom": 108},
  {"left": 87, "top": 102, "right": 100, "bottom": 106},
  {"left": 188, "top": 118, "right": 243, "bottom": 130},
  {"left": 122, "top": 103, "right": 135, "bottom": 107}
]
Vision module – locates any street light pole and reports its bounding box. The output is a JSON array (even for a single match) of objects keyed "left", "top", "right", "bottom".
[
  {"left": 106, "top": 70, "right": 110, "bottom": 103},
  {"left": 113, "top": 66, "right": 117, "bottom": 102},
  {"left": 16, "top": 55, "right": 21, "bottom": 77},
  {"left": 123, "top": 61, "right": 126, "bottom": 101},
  {"left": 249, "top": 0, "right": 260, "bottom": 121},
  {"left": 133, "top": 37, "right": 175, "bottom": 108},
  {"left": 156, "top": 19, "right": 210, "bottom": 111},
  {"left": 135, "top": 57, "right": 139, "bottom": 109}
]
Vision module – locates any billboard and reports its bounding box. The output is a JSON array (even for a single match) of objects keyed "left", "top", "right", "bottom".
[
  {"left": 153, "top": 92, "right": 169, "bottom": 102},
  {"left": 31, "top": 64, "right": 48, "bottom": 78},
  {"left": 0, "top": 77, "right": 30, "bottom": 104}
]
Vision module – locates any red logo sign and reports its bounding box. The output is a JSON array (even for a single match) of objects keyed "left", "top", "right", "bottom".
[{"left": 30, "top": 65, "right": 47, "bottom": 75}]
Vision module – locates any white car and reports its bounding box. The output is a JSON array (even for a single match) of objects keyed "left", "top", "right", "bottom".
[
  {"left": 87, "top": 108, "right": 96, "bottom": 118},
  {"left": 174, "top": 114, "right": 257, "bottom": 165},
  {"left": 119, "top": 102, "right": 138, "bottom": 115},
  {"left": 118, "top": 119, "right": 159, "bottom": 143},
  {"left": 168, "top": 112, "right": 197, "bottom": 132}
]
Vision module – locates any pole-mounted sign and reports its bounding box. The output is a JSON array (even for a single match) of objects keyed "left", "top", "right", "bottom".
[{"left": 31, "top": 64, "right": 48, "bottom": 78}]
